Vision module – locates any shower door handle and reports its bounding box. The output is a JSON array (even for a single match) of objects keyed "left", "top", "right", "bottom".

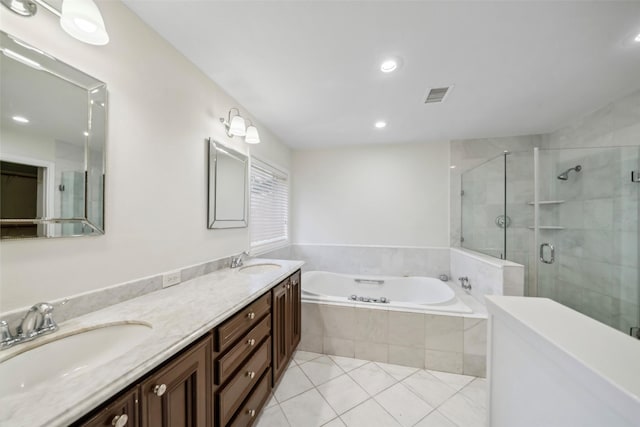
[{"left": 540, "top": 243, "right": 555, "bottom": 264}]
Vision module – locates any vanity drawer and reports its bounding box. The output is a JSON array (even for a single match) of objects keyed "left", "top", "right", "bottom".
[
  {"left": 217, "top": 337, "right": 271, "bottom": 427},
  {"left": 216, "top": 292, "right": 271, "bottom": 352},
  {"left": 216, "top": 314, "right": 271, "bottom": 386},
  {"left": 228, "top": 369, "right": 272, "bottom": 427}
]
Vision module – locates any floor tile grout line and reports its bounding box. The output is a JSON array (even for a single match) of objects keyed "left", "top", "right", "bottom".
[{"left": 343, "top": 362, "right": 401, "bottom": 398}]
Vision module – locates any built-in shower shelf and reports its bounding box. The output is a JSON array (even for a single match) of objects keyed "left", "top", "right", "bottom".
[
  {"left": 527, "top": 226, "right": 565, "bottom": 230},
  {"left": 527, "top": 200, "right": 565, "bottom": 205}
]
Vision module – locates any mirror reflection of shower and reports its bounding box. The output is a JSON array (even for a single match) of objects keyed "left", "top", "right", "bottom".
[{"left": 557, "top": 165, "right": 582, "bottom": 180}]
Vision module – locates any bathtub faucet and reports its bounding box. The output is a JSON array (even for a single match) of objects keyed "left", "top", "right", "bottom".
[
  {"left": 458, "top": 277, "right": 472, "bottom": 291},
  {"left": 349, "top": 295, "right": 389, "bottom": 304}
]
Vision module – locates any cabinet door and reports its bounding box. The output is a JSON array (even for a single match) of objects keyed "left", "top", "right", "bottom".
[
  {"left": 271, "top": 279, "right": 290, "bottom": 385},
  {"left": 289, "top": 271, "right": 301, "bottom": 353},
  {"left": 76, "top": 387, "right": 139, "bottom": 427},
  {"left": 141, "top": 336, "right": 211, "bottom": 427}
]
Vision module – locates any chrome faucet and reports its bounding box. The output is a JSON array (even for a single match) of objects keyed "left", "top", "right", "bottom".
[
  {"left": 230, "top": 251, "right": 249, "bottom": 268},
  {"left": 458, "top": 276, "right": 472, "bottom": 291},
  {"left": 0, "top": 302, "right": 58, "bottom": 350}
]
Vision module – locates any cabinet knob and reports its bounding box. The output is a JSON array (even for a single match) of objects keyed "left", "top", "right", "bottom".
[
  {"left": 247, "top": 312, "right": 255, "bottom": 320},
  {"left": 247, "top": 409, "right": 256, "bottom": 418},
  {"left": 246, "top": 371, "right": 255, "bottom": 379},
  {"left": 247, "top": 338, "right": 256, "bottom": 346},
  {"left": 153, "top": 383, "right": 167, "bottom": 397},
  {"left": 111, "top": 414, "right": 128, "bottom": 427}
]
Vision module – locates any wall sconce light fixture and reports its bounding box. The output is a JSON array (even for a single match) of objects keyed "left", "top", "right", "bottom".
[
  {"left": 220, "top": 107, "right": 261, "bottom": 144},
  {"left": 1, "top": 0, "right": 110, "bottom": 46},
  {"left": 244, "top": 121, "right": 261, "bottom": 144}
]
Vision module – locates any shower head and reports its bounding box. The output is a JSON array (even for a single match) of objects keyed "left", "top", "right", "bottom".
[{"left": 557, "top": 165, "right": 582, "bottom": 180}]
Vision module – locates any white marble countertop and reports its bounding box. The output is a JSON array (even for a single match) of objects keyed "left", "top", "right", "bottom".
[
  {"left": 0, "top": 258, "right": 304, "bottom": 427},
  {"left": 486, "top": 296, "right": 640, "bottom": 414}
]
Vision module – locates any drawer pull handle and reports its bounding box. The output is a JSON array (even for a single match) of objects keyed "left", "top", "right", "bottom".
[
  {"left": 153, "top": 383, "right": 167, "bottom": 397},
  {"left": 247, "top": 312, "right": 255, "bottom": 320},
  {"left": 247, "top": 338, "right": 256, "bottom": 346},
  {"left": 246, "top": 371, "right": 256, "bottom": 379},
  {"left": 247, "top": 409, "right": 256, "bottom": 418},
  {"left": 112, "top": 414, "right": 129, "bottom": 427}
]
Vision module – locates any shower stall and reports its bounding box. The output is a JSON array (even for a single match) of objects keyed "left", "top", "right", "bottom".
[{"left": 461, "top": 146, "right": 640, "bottom": 337}]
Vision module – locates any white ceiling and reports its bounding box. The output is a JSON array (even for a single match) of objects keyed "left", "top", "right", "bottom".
[{"left": 124, "top": 1, "right": 640, "bottom": 149}]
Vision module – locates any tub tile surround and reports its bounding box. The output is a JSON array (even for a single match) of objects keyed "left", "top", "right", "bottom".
[
  {"left": 450, "top": 248, "right": 525, "bottom": 299},
  {"left": 265, "top": 244, "right": 451, "bottom": 278},
  {"left": 266, "top": 244, "right": 509, "bottom": 377},
  {"left": 300, "top": 302, "right": 488, "bottom": 377},
  {"left": 264, "top": 244, "right": 524, "bottom": 299},
  {"left": 0, "top": 259, "right": 304, "bottom": 427}
]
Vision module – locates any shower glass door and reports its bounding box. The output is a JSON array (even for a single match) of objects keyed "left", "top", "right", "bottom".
[
  {"left": 534, "top": 146, "right": 640, "bottom": 336},
  {"left": 461, "top": 152, "right": 507, "bottom": 259}
]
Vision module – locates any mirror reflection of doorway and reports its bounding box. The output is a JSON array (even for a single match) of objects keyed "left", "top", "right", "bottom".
[
  {"left": 1, "top": 161, "right": 39, "bottom": 237},
  {"left": 0, "top": 159, "right": 52, "bottom": 238}
]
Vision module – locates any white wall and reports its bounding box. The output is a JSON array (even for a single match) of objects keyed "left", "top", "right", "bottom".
[
  {"left": 0, "top": 1, "right": 291, "bottom": 311},
  {"left": 291, "top": 142, "right": 450, "bottom": 247}
]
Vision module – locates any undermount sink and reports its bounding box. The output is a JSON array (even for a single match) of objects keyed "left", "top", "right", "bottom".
[
  {"left": 0, "top": 321, "right": 152, "bottom": 396},
  {"left": 238, "top": 263, "right": 282, "bottom": 274}
]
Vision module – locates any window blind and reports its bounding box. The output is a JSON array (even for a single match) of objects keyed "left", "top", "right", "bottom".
[{"left": 250, "top": 159, "right": 289, "bottom": 251}]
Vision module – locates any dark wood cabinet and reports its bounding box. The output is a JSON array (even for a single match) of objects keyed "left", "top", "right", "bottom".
[
  {"left": 77, "top": 387, "right": 139, "bottom": 427},
  {"left": 272, "top": 270, "right": 301, "bottom": 386},
  {"left": 271, "top": 278, "right": 290, "bottom": 385},
  {"left": 140, "top": 335, "right": 211, "bottom": 427},
  {"left": 74, "top": 269, "right": 301, "bottom": 427},
  {"left": 289, "top": 270, "right": 301, "bottom": 354}
]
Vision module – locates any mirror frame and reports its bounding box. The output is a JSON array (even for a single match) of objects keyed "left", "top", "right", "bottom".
[
  {"left": 207, "top": 138, "right": 248, "bottom": 229},
  {"left": 0, "top": 31, "right": 107, "bottom": 239}
]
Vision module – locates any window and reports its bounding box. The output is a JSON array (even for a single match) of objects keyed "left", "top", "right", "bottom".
[{"left": 250, "top": 158, "right": 289, "bottom": 253}]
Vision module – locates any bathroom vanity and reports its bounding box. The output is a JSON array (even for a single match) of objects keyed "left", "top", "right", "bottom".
[
  {"left": 0, "top": 260, "right": 303, "bottom": 427},
  {"left": 74, "top": 269, "right": 301, "bottom": 427}
]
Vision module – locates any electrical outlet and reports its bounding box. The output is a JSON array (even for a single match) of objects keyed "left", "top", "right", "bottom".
[{"left": 162, "top": 270, "right": 181, "bottom": 288}]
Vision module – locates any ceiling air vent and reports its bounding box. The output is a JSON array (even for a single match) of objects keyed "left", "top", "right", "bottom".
[{"left": 424, "top": 86, "right": 451, "bottom": 104}]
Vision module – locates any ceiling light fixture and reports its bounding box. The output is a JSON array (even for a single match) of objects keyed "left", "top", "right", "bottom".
[
  {"left": 380, "top": 59, "right": 398, "bottom": 73},
  {"left": 1, "top": 0, "right": 109, "bottom": 45},
  {"left": 219, "top": 108, "right": 261, "bottom": 144},
  {"left": 12, "top": 115, "right": 29, "bottom": 123},
  {"left": 635, "top": 33, "right": 640, "bottom": 42},
  {"left": 375, "top": 121, "right": 387, "bottom": 128}
]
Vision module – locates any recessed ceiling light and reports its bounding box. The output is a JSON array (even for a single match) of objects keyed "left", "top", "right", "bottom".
[
  {"left": 380, "top": 60, "right": 397, "bottom": 73},
  {"left": 375, "top": 121, "right": 387, "bottom": 128},
  {"left": 450, "top": 165, "right": 457, "bottom": 169},
  {"left": 12, "top": 115, "right": 29, "bottom": 123},
  {"left": 635, "top": 33, "right": 640, "bottom": 42},
  {"left": 83, "top": 131, "right": 89, "bottom": 136}
]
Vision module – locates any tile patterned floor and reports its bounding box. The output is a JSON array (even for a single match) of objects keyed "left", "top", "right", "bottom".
[{"left": 256, "top": 351, "right": 487, "bottom": 427}]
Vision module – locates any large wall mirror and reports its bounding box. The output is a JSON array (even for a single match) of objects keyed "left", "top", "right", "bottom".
[
  {"left": 0, "top": 31, "right": 106, "bottom": 239},
  {"left": 207, "top": 139, "right": 248, "bottom": 229}
]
